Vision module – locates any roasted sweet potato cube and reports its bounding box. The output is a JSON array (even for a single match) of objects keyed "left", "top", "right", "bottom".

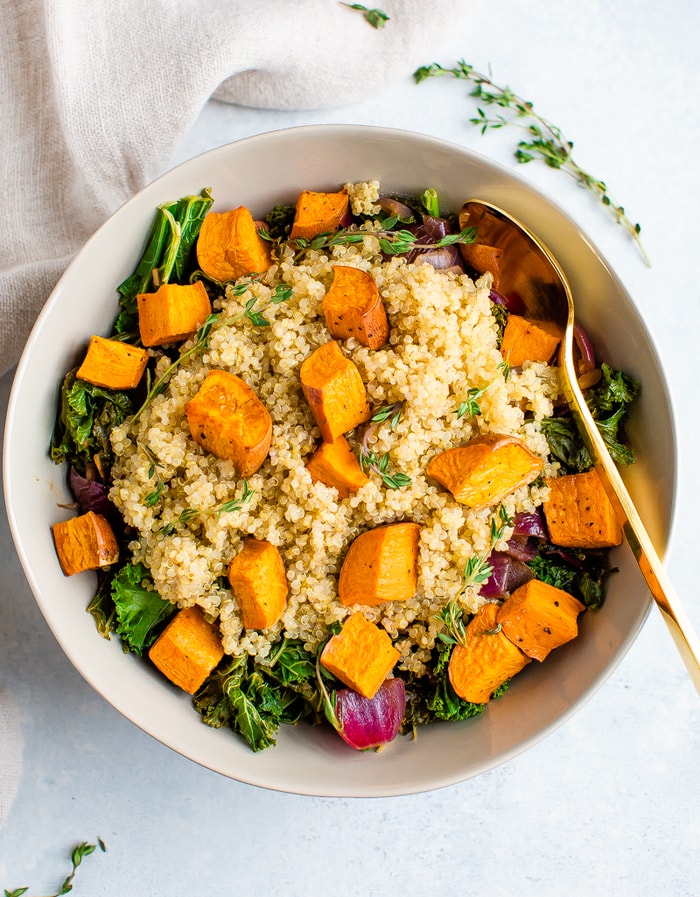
[
  {"left": 500, "top": 315, "right": 562, "bottom": 366},
  {"left": 137, "top": 280, "right": 212, "bottom": 347},
  {"left": 320, "top": 611, "right": 399, "bottom": 699},
  {"left": 543, "top": 469, "right": 623, "bottom": 549},
  {"left": 338, "top": 522, "right": 421, "bottom": 607},
  {"left": 322, "top": 266, "right": 389, "bottom": 349},
  {"left": 290, "top": 189, "right": 350, "bottom": 241},
  {"left": 299, "top": 340, "right": 371, "bottom": 442},
  {"left": 196, "top": 206, "right": 272, "bottom": 283},
  {"left": 448, "top": 602, "right": 530, "bottom": 703},
  {"left": 458, "top": 242, "right": 504, "bottom": 290},
  {"left": 427, "top": 434, "right": 543, "bottom": 511},
  {"left": 227, "top": 538, "right": 288, "bottom": 630},
  {"left": 76, "top": 335, "right": 149, "bottom": 390},
  {"left": 52, "top": 510, "right": 119, "bottom": 576},
  {"left": 497, "top": 578, "right": 585, "bottom": 662},
  {"left": 185, "top": 370, "right": 272, "bottom": 475},
  {"left": 148, "top": 605, "right": 224, "bottom": 694},
  {"left": 306, "top": 435, "right": 369, "bottom": 498}
]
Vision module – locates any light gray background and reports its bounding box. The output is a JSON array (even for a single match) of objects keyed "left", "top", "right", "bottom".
[{"left": 1, "top": 1, "right": 699, "bottom": 894}]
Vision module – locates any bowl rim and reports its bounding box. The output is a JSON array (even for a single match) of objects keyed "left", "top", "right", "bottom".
[{"left": 2, "top": 123, "right": 678, "bottom": 796}]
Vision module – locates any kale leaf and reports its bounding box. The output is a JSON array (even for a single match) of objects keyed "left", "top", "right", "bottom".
[
  {"left": 193, "top": 640, "right": 319, "bottom": 752},
  {"left": 111, "top": 561, "right": 175, "bottom": 655},
  {"left": 527, "top": 545, "right": 612, "bottom": 609},
  {"left": 50, "top": 369, "right": 132, "bottom": 474},
  {"left": 541, "top": 363, "right": 639, "bottom": 474}
]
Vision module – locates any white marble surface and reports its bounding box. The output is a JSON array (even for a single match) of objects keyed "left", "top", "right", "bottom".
[{"left": 1, "top": 0, "right": 699, "bottom": 893}]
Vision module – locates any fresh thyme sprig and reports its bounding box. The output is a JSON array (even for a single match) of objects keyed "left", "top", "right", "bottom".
[
  {"left": 414, "top": 60, "right": 650, "bottom": 265},
  {"left": 164, "top": 479, "right": 255, "bottom": 531},
  {"left": 455, "top": 385, "right": 488, "bottom": 420},
  {"left": 358, "top": 402, "right": 412, "bottom": 490},
  {"left": 291, "top": 224, "right": 477, "bottom": 262},
  {"left": 130, "top": 282, "right": 293, "bottom": 426},
  {"left": 341, "top": 3, "right": 389, "bottom": 28},
  {"left": 4, "top": 838, "right": 106, "bottom": 897},
  {"left": 435, "top": 504, "right": 514, "bottom": 644}
]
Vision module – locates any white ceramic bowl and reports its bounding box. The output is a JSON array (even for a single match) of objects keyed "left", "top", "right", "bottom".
[{"left": 3, "top": 125, "right": 676, "bottom": 797}]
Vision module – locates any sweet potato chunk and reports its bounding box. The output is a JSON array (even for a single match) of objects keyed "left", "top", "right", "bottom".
[
  {"left": 290, "top": 189, "right": 350, "bottom": 241},
  {"left": 227, "top": 538, "right": 288, "bottom": 630},
  {"left": 497, "top": 578, "right": 585, "bottom": 662},
  {"left": 543, "top": 469, "right": 623, "bottom": 549},
  {"left": 338, "top": 522, "right": 421, "bottom": 607},
  {"left": 76, "top": 335, "right": 149, "bottom": 390},
  {"left": 148, "top": 605, "right": 224, "bottom": 694},
  {"left": 52, "top": 510, "right": 119, "bottom": 576},
  {"left": 300, "top": 340, "right": 371, "bottom": 442},
  {"left": 185, "top": 370, "right": 272, "bottom": 475},
  {"left": 320, "top": 611, "right": 399, "bottom": 699},
  {"left": 137, "top": 280, "right": 212, "bottom": 347},
  {"left": 196, "top": 206, "right": 272, "bottom": 283},
  {"left": 322, "top": 266, "right": 389, "bottom": 349},
  {"left": 427, "top": 434, "right": 543, "bottom": 511},
  {"left": 500, "top": 315, "right": 562, "bottom": 366},
  {"left": 458, "top": 242, "right": 504, "bottom": 290},
  {"left": 306, "top": 435, "right": 369, "bottom": 498},
  {"left": 448, "top": 602, "right": 530, "bottom": 704}
]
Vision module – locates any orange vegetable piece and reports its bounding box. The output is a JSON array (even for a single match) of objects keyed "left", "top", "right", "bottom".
[
  {"left": 320, "top": 610, "right": 399, "bottom": 699},
  {"left": 322, "top": 266, "right": 389, "bottom": 349},
  {"left": 459, "top": 242, "right": 504, "bottom": 290},
  {"left": 497, "top": 578, "right": 585, "bottom": 662},
  {"left": 306, "top": 435, "right": 369, "bottom": 498},
  {"left": 185, "top": 370, "right": 272, "bottom": 476},
  {"left": 196, "top": 206, "right": 272, "bottom": 283},
  {"left": 76, "top": 335, "right": 149, "bottom": 390},
  {"left": 338, "top": 522, "right": 421, "bottom": 607},
  {"left": 290, "top": 189, "right": 350, "bottom": 241},
  {"left": 227, "top": 538, "right": 288, "bottom": 630},
  {"left": 448, "top": 602, "right": 530, "bottom": 704},
  {"left": 137, "top": 280, "right": 212, "bottom": 348},
  {"left": 543, "top": 469, "right": 623, "bottom": 549},
  {"left": 148, "top": 605, "right": 224, "bottom": 695},
  {"left": 51, "top": 510, "right": 119, "bottom": 576},
  {"left": 427, "top": 434, "right": 543, "bottom": 511},
  {"left": 500, "top": 315, "right": 562, "bottom": 366},
  {"left": 299, "top": 340, "right": 371, "bottom": 443}
]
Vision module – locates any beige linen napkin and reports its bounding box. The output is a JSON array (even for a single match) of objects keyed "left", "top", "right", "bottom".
[{"left": 0, "top": 0, "right": 470, "bottom": 377}]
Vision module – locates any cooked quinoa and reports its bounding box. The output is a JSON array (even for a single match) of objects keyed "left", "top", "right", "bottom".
[{"left": 108, "top": 182, "right": 562, "bottom": 677}]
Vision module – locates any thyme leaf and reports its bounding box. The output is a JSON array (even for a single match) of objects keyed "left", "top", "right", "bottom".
[
  {"left": 341, "top": 3, "right": 389, "bottom": 28},
  {"left": 414, "top": 60, "right": 650, "bottom": 264},
  {"left": 4, "top": 839, "right": 106, "bottom": 897}
]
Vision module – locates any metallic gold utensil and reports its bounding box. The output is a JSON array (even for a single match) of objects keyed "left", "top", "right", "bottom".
[{"left": 459, "top": 199, "right": 700, "bottom": 692}]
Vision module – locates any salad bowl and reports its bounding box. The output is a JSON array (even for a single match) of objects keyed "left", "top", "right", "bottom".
[{"left": 3, "top": 124, "right": 676, "bottom": 797}]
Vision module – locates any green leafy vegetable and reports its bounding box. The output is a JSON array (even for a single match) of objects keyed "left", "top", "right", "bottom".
[
  {"left": 527, "top": 547, "right": 611, "bottom": 609},
  {"left": 111, "top": 562, "right": 175, "bottom": 655},
  {"left": 50, "top": 369, "right": 132, "bottom": 473},
  {"left": 193, "top": 640, "right": 322, "bottom": 751},
  {"left": 542, "top": 363, "right": 639, "bottom": 472},
  {"left": 114, "top": 189, "right": 214, "bottom": 334}
]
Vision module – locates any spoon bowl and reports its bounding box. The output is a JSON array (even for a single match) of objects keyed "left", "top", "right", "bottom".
[{"left": 460, "top": 199, "right": 700, "bottom": 692}]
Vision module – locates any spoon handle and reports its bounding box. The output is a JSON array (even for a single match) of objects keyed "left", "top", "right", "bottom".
[{"left": 562, "top": 332, "right": 700, "bottom": 693}]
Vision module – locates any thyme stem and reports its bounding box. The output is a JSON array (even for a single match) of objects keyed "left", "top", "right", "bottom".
[{"left": 414, "top": 60, "right": 650, "bottom": 265}]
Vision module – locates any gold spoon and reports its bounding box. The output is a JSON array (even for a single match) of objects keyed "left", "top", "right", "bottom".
[{"left": 459, "top": 199, "right": 700, "bottom": 692}]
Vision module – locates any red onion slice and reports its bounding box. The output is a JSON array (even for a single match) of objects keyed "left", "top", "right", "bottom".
[{"left": 334, "top": 678, "right": 406, "bottom": 751}]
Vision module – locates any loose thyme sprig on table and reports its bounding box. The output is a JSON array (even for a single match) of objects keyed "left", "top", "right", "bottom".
[
  {"left": 414, "top": 60, "right": 650, "bottom": 265},
  {"left": 340, "top": 3, "right": 390, "bottom": 28},
  {"left": 4, "top": 838, "right": 106, "bottom": 897}
]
